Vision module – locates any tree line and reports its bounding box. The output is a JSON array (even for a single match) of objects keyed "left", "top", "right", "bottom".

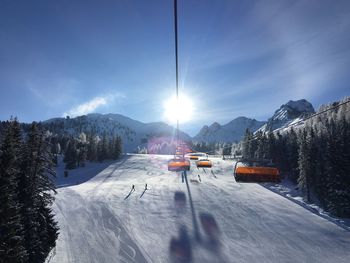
[
  {"left": 242, "top": 98, "right": 350, "bottom": 217},
  {"left": 137, "top": 140, "right": 236, "bottom": 156},
  {"left": 50, "top": 132, "right": 122, "bottom": 170},
  {"left": 191, "top": 141, "right": 238, "bottom": 156},
  {"left": 0, "top": 119, "right": 58, "bottom": 262}
]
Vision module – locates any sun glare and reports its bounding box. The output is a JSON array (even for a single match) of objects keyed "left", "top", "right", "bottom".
[{"left": 163, "top": 94, "right": 194, "bottom": 124}]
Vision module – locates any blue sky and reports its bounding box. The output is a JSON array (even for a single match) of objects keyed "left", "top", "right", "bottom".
[{"left": 0, "top": 0, "right": 349, "bottom": 136}]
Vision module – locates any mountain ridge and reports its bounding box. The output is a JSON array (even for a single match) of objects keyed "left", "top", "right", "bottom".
[
  {"left": 43, "top": 113, "right": 191, "bottom": 152},
  {"left": 17, "top": 99, "right": 316, "bottom": 150},
  {"left": 193, "top": 116, "right": 266, "bottom": 143}
]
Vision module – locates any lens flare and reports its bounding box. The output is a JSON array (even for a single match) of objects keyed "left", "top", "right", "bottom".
[{"left": 163, "top": 94, "right": 193, "bottom": 123}]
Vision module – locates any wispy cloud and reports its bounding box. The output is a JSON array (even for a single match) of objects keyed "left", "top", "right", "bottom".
[
  {"left": 63, "top": 97, "right": 107, "bottom": 117},
  {"left": 63, "top": 93, "right": 125, "bottom": 117},
  {"left": 27, "top": 77, "right": 80, "bottom": 108}
]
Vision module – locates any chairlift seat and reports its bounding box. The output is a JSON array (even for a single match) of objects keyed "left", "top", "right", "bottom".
[
  {"left": 196, "top": 159, "right": 213, "bottom": 168},
  {"left": 234, "top": 166, "right": 280, "bottom": 182},
  {"left": 168, "top": 158, "right": 190, "bottom": 171}
]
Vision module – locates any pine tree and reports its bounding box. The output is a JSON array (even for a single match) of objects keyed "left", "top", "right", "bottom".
[
  {"left": 107, "top": 138, "right": 114, "bottom": 159},
  {"left": 286, "top": 128, "right": 299, "bottom": 183},
  {"left": 266, "top": 132, "right": 276, "bottom": 162},
  {"left": 87, "top": 134, "right": 98, "bottom": 162},
  {"left": 308, "top": 127, "right": 319, "bottom": 199},
  {"left": 255, "top": 131, "right": 267, "bottom": 159},
  {"left": 324, "top": 118, "right": 350, "bottom": 217},
  {"left": 77, "top": 141, "right": 87, "bottom": 167},
  {"left": 18, "top": 122, "right": 58, "bottom": 262},
  {"left": 49, "top": 137, "right": 59, "bottom": 166},
  {"left": 223, "top": 143, "right": 232, "bottom": 157},
  {"left": 64, "top": 138, "right": 77, "bottom": 169},
  {"left": 97, "top": 140, "right": 103, "bottom": 162},
  {"left": 115, "top": 136, "right": 122, "bottom": 159},
  {"left": 242, "top": 128, "right": 254, "bottom": 158},
  {"left": 98, "top": 134, "right": 108, "bottom": 162},
  {"left": 298, "top": 129, "right": 312, "bottom": 202},
  {"left": 34, "top": 201, "right": 58, "bottom": 260},
  {"left": 275, "top": 132, "right": 288, "bottom": 172},
  {"left": 314, "top": 128, "right": 328, "bottom": 208},
  {"left": 338, "top": 116, "right": 350, "bottom": 217},
  {"left": 0, "top": 119, "right": 27, "bottom": 262}
]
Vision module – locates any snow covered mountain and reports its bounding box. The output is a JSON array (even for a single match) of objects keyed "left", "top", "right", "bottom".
[
  {"left": 43, "top": 113, "right": 191, "bottom": 152},
  {"left": 193, "top": 99, "right": 315, "bottom": 143},
  {"left": 193, "top": 117, "right": 266, "bottom": 143},
  {"left": 38, "top": 99, "right": 315, "bottom": 150},
  {"left": 257, "top": 99, "right": 315, "bottom": 133}
]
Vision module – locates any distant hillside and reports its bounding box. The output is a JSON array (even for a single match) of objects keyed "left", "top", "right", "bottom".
[
  {"left": 193, "top": 117, "right": 266, "bottom": 143},
  {"left": 43, "top": 113, "right": 191, "bottom": 152},
  {"left": 0, "top": 99, "right": 318, "bottom": 151}
]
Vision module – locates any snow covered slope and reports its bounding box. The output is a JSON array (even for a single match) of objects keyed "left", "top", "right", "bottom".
[
  {"left": 194, "top": 117, "right": 265, "bottom": 143},
  {"left": 257, "top": 99, "right": 315, "bottom": 133},
  {"left": 50, "top": 154, "right": 350, "bottom": 263},
  {"left": 43, "top": 113, "right": 191, "bottom": 152}
]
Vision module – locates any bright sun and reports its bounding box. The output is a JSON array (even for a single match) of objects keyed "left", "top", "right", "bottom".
[{"left": 163, "top": 94, "right": 194, "bottom": 124}]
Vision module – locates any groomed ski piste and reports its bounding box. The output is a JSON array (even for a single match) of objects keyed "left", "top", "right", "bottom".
[{"left": 49, "top": 154, "right": 350, "bottom": 263}]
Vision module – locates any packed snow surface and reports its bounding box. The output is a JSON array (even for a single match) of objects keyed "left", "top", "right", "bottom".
[{"left": 50, "top": 154, "right": 350, "bottom": 263}]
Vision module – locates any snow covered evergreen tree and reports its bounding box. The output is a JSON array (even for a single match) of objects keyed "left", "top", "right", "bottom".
[
  {"left": 242, "top": 128, "right": 255, "bottom": 158},
  {"left": 255, "top": 131, "right": 267, "bottom": 159},
  {"left": 98, "top": 134, "right": 109, "bottom": 162},
  {"left": 286, "top": 128, "right": 299, "bottom": 183},
  {"left": 64, "top": 138, "right": 78, "bottom": 169},
  {"left": 275, "top": 132, "right": 289, "bottom": 172},
  {"left": 297, "top": 128, "right": 315, "bottom": 202},
  {"left": 87, "top": 134, "right": 98, "bottom": 162},
  {"left": 0, "top": 119, "right": 27, "bottom": 262},
  {"left": 18, "top": 122, "right": 58, "bottom": 262},
  {"left": 111, "top": 136, "right": 122, "bottom": 160},
  {"left": 323, "top": 118, "right": 350, "bottom": 217}
]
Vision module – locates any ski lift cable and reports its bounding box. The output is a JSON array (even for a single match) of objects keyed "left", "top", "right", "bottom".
[
  {"left": 203, "top": 98, "right": 350, "bottom": 155},
  {"left": 169, "top": 2, "right": 195, "bottom": 175},
  {"left": 174, "top": 0, "right": 180, "bottom": 147}
]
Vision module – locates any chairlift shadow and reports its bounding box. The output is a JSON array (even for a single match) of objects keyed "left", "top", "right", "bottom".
[
  {"left": 169, "top": 225, "right": 192, "bottom": 263},
  {"left": 174, "top": 191, "right": 186, "bottom": 207},
  {"left": 199, "top": 212, "right": 221, "bottom": 252},
  {"left": 183, "top": 171, "right": 201, "bottom": 241}
]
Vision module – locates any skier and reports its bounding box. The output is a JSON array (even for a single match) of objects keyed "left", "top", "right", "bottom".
[
  {"left": 145, "top": 183, "right": 148, "bottom": 190},
  {"left": 198, "top": 174, "right": 201, "bottom": 182},
  {"left": 131, "top": 185, "right": 135, "bottom": 191}
]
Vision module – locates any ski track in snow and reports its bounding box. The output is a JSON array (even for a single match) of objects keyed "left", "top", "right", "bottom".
[{"left": 50, "top": 154, "right": 350, "bottom": 263}]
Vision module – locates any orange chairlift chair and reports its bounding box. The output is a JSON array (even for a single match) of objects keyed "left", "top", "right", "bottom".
[
  {"left": 188, "top": 152, "right": 206, "bottom": 160},
  {"left": 234, "top": 158, "right": 280, "bottom": 182},
  {"left": 168, "top": 156, "right": 190, "bottom": 172},
  {"left": 196, "top": 155, "right": 213, "bottom": 168}
]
